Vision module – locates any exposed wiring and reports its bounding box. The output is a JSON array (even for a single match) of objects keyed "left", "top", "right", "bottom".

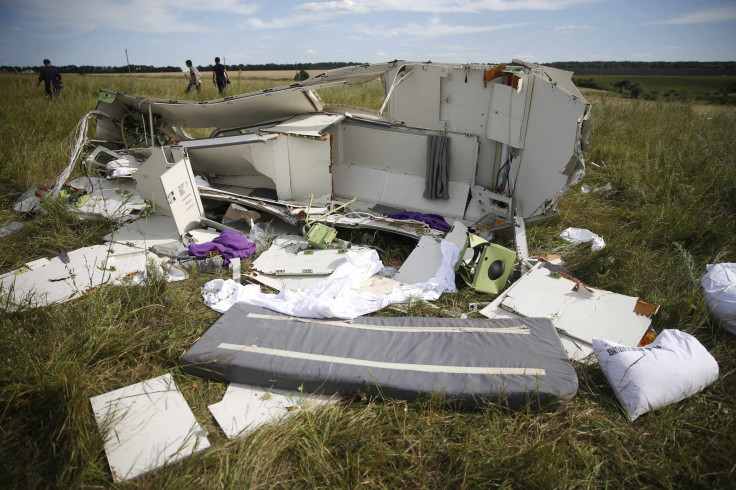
[
  {"left": 120, "top": 112, "right": 131, "bottom": 150},
  {"left": 49, "top": 110, "right": 110, "bottom": 195}
]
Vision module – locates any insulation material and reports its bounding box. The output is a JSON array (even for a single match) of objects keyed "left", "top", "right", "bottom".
[
  {"left": 208, "top": 383, "right": 338, "bottom": 439},
  {"left": 560, "top": 227, "right": 606, "bottom": 251},
  {"left": 89, "top": 374, "right": 210, "bottom": 482},
  {"left": 497, "top": 266, "right": 656, "bottom": 348},
  {"left": 181, "top": 304, "right": 578, "bottom": 409}
]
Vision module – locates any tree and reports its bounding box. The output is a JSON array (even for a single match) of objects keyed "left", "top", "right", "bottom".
[{"left": 294, "top": 69, "right": 310, "bottom": 81}]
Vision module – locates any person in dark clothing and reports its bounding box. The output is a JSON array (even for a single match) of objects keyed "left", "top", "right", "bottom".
[
  {"left": 37, "top": 59, "right": 63, "bottom": 99},
  {"left": 212, "top": 56, "right": 229, "bottom": 96}
]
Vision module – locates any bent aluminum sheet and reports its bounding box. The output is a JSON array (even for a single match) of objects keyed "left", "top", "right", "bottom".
[
  {"left": 0, "top": 243, "right": 159, "bottom": 311},
  {"left": 97, "top": 87, "right": 322, "bottom": 129},
  {"left": 180, "top": 304, "right": 578, "bottom": 409}
]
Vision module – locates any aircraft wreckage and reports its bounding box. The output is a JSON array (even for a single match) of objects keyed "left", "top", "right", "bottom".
[{"left": 50, "top": 59, "right": 591, "bottom": 240}]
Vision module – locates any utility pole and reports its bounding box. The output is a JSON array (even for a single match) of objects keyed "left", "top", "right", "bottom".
[{"left": 125, "top": 49, "right": 132, "bottom": 74}]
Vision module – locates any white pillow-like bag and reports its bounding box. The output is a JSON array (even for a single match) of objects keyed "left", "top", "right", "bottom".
[
  {"left": 701, "top": 263, "right": 736, "bottom": 335},
  {"left": 593, "top": 330, "right": 719, "bottom": 421}
]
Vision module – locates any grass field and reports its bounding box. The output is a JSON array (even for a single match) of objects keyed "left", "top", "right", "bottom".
[{"left": 1, "top": 73, "right": 735, "bottom": 487}]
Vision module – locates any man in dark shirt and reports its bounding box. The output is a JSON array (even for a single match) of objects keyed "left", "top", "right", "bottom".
[
  {"left": 212, "top": 57, "right": 229, "bottom": 96},
  {"left": 37, "top": 59, "right": 63, "bottom": 99}
]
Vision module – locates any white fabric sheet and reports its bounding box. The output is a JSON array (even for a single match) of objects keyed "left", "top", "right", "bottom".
[{"left": 201, "top": 240, "right": 460, "bottom": 319}]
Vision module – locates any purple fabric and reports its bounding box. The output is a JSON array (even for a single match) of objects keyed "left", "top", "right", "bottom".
[
  {"left": 387, "top": 212, "right": 452, "bottom": 232},
  {"left": 188, "top": 229, "right": 256, "bottom": 265}
]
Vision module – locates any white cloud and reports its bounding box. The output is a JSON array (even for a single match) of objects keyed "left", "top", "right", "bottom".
[
  {"left": 356, "top": 17, "right": 533, "bottom": 39},
  {"left": 16, "top": 0, "right": 258, "bottom": 36},
  {"left": 513, "top": 53, "right": 536, "bottom": 60},
  {"left": 245, "top": 0, "right": 597, "bottom": 31},
  {"left": 297, "top": 0, "right": 370, "bottom": 14},
  {"left": 298, "top": 0, "right": 598, "bottom": 14},
  {"left": 647, "top": 5, "right": 736, "bottom": 25},
  {"left": 667, "top": 45, "right": 678, "bottom": 50},
  {"left": 554, "top": 23, "right": 591, "bottom": 31}
]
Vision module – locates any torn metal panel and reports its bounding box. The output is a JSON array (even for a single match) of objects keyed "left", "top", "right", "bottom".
[
  {"left": 90, "top": 374, "right": 210, "bottom": 482},
  {"left": 509, "top": 74, "right": 589, "bottom": 217},
  {"left": 95, "top": 86, "right": 323, "bottom": 132},
  {"left": 66, "top": 177, "right": 146, "bottom": 222},
  {"left": 0, "top": 243, "right": 160, "bottom": 311},
  {"left": 79, "top": 59, "right": 589, "bottom": 238},
  {"left": 208, "top": 383, "right": 337, "bottom": 440}
]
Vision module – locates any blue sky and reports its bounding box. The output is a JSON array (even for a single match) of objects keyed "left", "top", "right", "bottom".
[{"left": 0, "top": 0, "right": 734, "bottom": 68}]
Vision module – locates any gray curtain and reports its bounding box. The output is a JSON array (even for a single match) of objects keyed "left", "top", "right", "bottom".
[{"left": 423, "top": 134, "right": 450, "bottom": 200}]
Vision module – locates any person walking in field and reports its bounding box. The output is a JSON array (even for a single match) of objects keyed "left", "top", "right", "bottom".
[
  {"left": 212, "top": 57, "right": 229, "bottom": 96},
  {"left": 37, "top": 59, "right": 63, "bottom": 99},
  {"left": 185, "top": 59, "right": 201, "bottom": 93}
]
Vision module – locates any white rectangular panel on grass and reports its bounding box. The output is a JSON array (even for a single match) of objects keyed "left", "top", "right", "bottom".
[
  {"left": 89, "top": 374, "right": 210, "bottom": 482},
  {"left": 208, "top": 383, "right": 337, "bottom": 439}
]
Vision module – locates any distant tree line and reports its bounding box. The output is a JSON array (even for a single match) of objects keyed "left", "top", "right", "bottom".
[
  {"left": 548, "top": 61, "right": 736, "bottom": 76},
  {"left": 0, "top": 61, "right": 366, "bottom": 74},
  {"left": 0, "top": 64, "right": 182, "bottom": 74},
  {"left": 195, "top": 62, "right": 366, "bottom": 71}
]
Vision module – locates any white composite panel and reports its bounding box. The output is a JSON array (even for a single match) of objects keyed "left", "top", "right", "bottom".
[
  {"left": 511, "top": 78, "right": 587, "bottom": 217},
  {"left": 250, "top": 235, "right": 370, "bottom": 275},
  {"left": 90, "top": 374, "right": 210, "bottom": 482},
  {"left": 486, "top": 79, "right": 529, "bottom": 149},
  {"left": 159, "top": 159, "right": 206, "bottom": 235},
  {"left": 388, "top": 64, "right": 447, "bottom": 131},
  {"left": 102, "top": 89, "right": 321, "bottom": 129},
  {"left": 332, "top": 164, "right": 470, "bottom": 218},
  {"left": 0, "top": 243, "right": 157, "bottom": 310},
  {"left": 182, "top": 133, "right": 277, "bottom": 177},
  {"left": 499, "top": 267, "right": 650, "bottom": 347},
  {"left": 340, "top": 124, "right": 478, "bottom": 183},
  {"left": 208, "top": 383, "right": 337, "bottom": 440},
  {"left": 285, "top": 136, "right": 332, "bottom": 199},
  {"left": 393, "top": 236, "right": 443, "bottom": 285},
  {"left": 262, "top": 113, "right": 344, "bottom": 137},
  {"left": 105, "top": 214, "right": 182, "bottom": 249},
  {"left": 439, "top": 68, "right": 493, "bottom": 134}
]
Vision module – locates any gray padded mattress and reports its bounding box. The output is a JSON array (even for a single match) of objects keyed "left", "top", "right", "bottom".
[{"left": 180, "top": 304, "right": 577, "bottom": 409}]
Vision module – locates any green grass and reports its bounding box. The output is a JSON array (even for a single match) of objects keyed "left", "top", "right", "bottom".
[{"left": 1, "top": 74, "right": 736, "bottom": 488}]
